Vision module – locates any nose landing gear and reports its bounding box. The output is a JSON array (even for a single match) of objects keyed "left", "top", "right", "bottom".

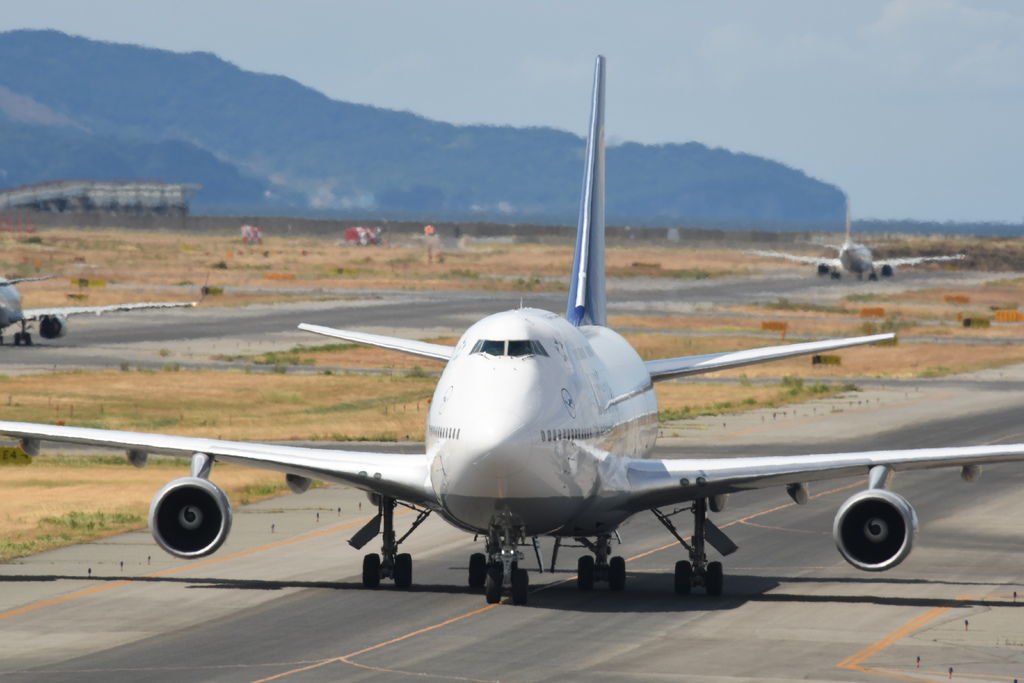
[{"left": 476, "top": 516, "right": 530, "bottom": 605}]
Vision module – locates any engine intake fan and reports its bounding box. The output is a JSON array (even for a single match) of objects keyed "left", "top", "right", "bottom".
[
  {"left": 833, "top": 489, "right": 917, "bottom": 571},
  {"left": 149, "top": 477, "right": 232, "bottom": 559}
]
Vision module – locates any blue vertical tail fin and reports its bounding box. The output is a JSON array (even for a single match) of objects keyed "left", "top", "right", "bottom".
[{"left": 566, "top": 55, "right": 606, "bottom": 327}]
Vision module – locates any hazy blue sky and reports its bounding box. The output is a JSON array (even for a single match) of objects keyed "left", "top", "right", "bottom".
[{"left": 3, "top": 1, "right": 1022, "bottom": 222}]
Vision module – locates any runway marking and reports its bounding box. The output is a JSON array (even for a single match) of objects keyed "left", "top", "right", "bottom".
[
  {"left": 836, "top": 592, "right": 1009, "bottom": 682},
  {"left": 251, "top": 604, "right": 501, "bottom": 683},
  {"left": 254, "top": 481, "right": 864, "bottom": 682},
  {"left": 736, "top": 518, "right": 828, "bottom": 535},
  {"left": 0, "top": 512, "right": 388, "bottom": 623}
]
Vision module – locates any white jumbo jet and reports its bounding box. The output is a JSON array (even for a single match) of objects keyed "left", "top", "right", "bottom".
[
  {"left": 0, "top": 274, "right": 195, "bottom": 346},
  {"left": 3, "top": 57, "right": 1023, "bottom": 606},
  {"left": 752, "top": 205, "right": 965, "bottom": 280}
]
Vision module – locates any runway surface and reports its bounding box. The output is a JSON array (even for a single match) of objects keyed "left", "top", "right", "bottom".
[
  {"left": 1, "top": 379, "right": 1023, "bottom": 682},
  {"left": 1, "top": 268, "right": 1005, "bottom": 374}
]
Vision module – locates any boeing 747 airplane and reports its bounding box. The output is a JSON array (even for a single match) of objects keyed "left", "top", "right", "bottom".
[
  {"left": 2, "top": 57, "right": 1021, "bottom": 606},
  {"left": 0, "top": 275, "right": 194, "bottom": 345},
  {"left": 752, "top": 206, "right": 964, "bottom": 280}
]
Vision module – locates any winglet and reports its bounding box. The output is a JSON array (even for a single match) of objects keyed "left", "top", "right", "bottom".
[{"left": 566, "top": 55, "right": 607, "bottom": 327}]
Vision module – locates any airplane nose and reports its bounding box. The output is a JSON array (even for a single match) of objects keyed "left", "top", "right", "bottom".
[{"left": 436, "top": 359, "right": 580, "bottom": 533}]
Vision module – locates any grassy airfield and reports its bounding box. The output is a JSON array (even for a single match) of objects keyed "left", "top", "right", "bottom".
[{"left": 2, "top": 226, "right": 1024, "bottom": 559}]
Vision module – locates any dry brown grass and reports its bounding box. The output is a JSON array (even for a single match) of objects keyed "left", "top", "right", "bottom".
[
  {"left": 655, "top": 377, "right": 846, "bottom": 422},
  {"left": 0, "top": 229, "right": 763, "bottom": 309},
  {"left": 0, "top": 369, "right": 435, "bottom": 441},
  {"left": 0, "top": 456, "right": 294, "bottom": 561},
  {"left": 620, "top": 331, "right": 1024, "bottom": 379}
]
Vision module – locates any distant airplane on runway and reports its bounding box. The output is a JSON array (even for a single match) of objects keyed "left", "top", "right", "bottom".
[
  {"left": 3, "top": 57, "right": 1022, "bottom": 607},
  {"left": 752, "top": 206, "right": 965, "bottom": 280},
  {"left": 0, "top": 274, "right": 195, "bottom": 346}
]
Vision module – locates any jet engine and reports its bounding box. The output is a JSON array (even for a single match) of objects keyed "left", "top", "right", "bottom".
[
  {"left": 880, "top": 265, "right": 894, "bottom": 277},
  {"left": 833, "top": 489, "right": 917, "bottom": 571},
  {"left": 38, "top": 314, "right": 68, "bottom": 339},
  {"left": 149, "top": 477, "right": 232, "bottom": 558},
  {"left": 817, "top": 264, "right": 830, "bottom": 276}
]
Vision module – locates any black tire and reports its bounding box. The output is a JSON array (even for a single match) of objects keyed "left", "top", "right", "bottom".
[
  {"left": 394, "top": 553, "right": 412, "bottom": 589},
  {"left": 705, "top": 561, "right": 724, "bottom": 596},
  {"left": 23, "top": 333, "right": 31, "bottom": 346},
  {"left": 511, "top": 567, "right": 529, "bottom": 605},
  {"left": 485, "top": 565, "right": 503, "bottom": 604},
  {"left": 362, "top": 553, "right": 381, "bottom": 588},
  {"left": 468, "top": 552, "right": 487, "bottom": 589},
  {"left": 577, "top": 555, "right": 595, "bottom": 591},
  {"left": 608, "top": 556, "right": 626, "bottom": 591},
  {"left": 674, "top": 560, "right": 692, "bottom": 595},
  {"left": 12, "top": 333, "right": 21, "bottom": 346}
]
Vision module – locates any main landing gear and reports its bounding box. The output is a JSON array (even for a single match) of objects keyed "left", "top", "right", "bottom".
[
  {"left": 349, "top": 495, "right": 431, "bottom": 589},
  {"left": 10, "top": 322, "right": 32, "bottom": 346},
  {"left": 653, "top": 497, "right": 737, "bottom": 596},
  {"left": 568, "top": 535, "right": 625, "bottom": 592}
]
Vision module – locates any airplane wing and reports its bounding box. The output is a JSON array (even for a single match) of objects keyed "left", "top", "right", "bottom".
[
  {"left": 299, "top": 323, "right": 454, "bottom": 361},
  {"left": 0, "top": 421, "right": 436, "bottom": 506},
  {"left": 21, "top": 300, "right": 196, "bottom": 320},
  {"left": 622, "top": 443, "right": 1024, "bottom": 512},
  {"left": 875, "top": 254, "right": 965, "bottom": 268},
  {"left": 749, "top": 250, "right": 840, "bottom": 267},
  {"left": 0, "top": 275, "right": 54, "bottom": 286},
  {"left": 645, "top": 333, "right": 893, "bottom": 382}
]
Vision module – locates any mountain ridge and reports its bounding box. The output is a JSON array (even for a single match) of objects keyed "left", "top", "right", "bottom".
[{"left": 0, "top": 29, "right": 845, "bottom": 225}]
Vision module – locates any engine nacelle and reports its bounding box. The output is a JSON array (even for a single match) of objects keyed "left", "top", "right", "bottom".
[
  {"left": 817, "top": 263, "right": 830, "bottom": 276},
  {"left": 286, "top": 473, "right": 312, "bottom": 494},
  {"left": 38, "top": 314, "right": 68, "bottom": 339},
  {"left": 880, "top": 264, "right": 894, "bottom": 277},
  {"left": 834, "top": 489, "right": 917, "bottom": 571},
  {"left": 149, "top": 477, "right": 232, "bottom": 559}
]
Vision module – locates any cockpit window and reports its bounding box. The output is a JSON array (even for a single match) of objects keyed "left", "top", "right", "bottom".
[
  {"left": 471, "top": 339, "right": 549, "bottom": 357},
  {"left": 472, "top": 339, "right": 506, "bottom": 356},
  {"left": 506, "top": 340, "right": 532, "bottom": 357}
]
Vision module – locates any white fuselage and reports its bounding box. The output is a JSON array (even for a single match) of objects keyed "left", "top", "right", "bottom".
[
  {"left": 839, "top": 241, "right": 874, "bottom": 276},
  {"left": 0, "top": 283, "right": 23, "bottom": 330},
  {"left": 424, "top": 308, "right": 658, "bottom": 537}
]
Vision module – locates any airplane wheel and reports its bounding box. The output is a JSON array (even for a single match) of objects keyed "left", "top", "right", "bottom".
[
  {"left": 705, "top": 561, "right": 724, "bottom": 596},
  {"left": 577, "top": 555, "right": 595, "bottom": 591},
  {"left": 608, "top": 556, "right": 626, "bottom": 591},
  {"left": 868, "top": 272, "right": 878, "bottom": 281},
  {"left": 13, "top": 332, "right": 21, "bottom": 346},
  {"left": 674, "top": 560, "right": 692, "bottom": 595},
  {"left": 511, "top": 567, "right": 529, "bottom": 605},
  {"left": 394, "top": 553, "right": 412, "bottom": 589},
  {"left": 484, "top": 565, "right": 503, "bottom": 604},
  {"left": 362, "top": 553, "right": 381, "bottom": 588},
  {"left": 468, "top": 552, "right": 487, "bottom": 589},
  {"left": 24, "top": 333, "right": 31, "bottom": 346}
]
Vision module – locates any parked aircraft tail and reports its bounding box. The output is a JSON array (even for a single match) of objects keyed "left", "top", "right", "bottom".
[
  {"left": 566, "top": 55, "right": 607, "bottom": 327},
  {"left": 844, "top": 200, "right": 853, "bottom": 244}
]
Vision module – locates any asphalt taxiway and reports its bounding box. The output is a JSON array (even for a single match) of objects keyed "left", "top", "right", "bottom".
[
  {"left": 1, "top": 368, "right": 1023, "bottom": 682},
  {"left": 1, "top": 268, "right": 1006, "bottom": 374}
]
